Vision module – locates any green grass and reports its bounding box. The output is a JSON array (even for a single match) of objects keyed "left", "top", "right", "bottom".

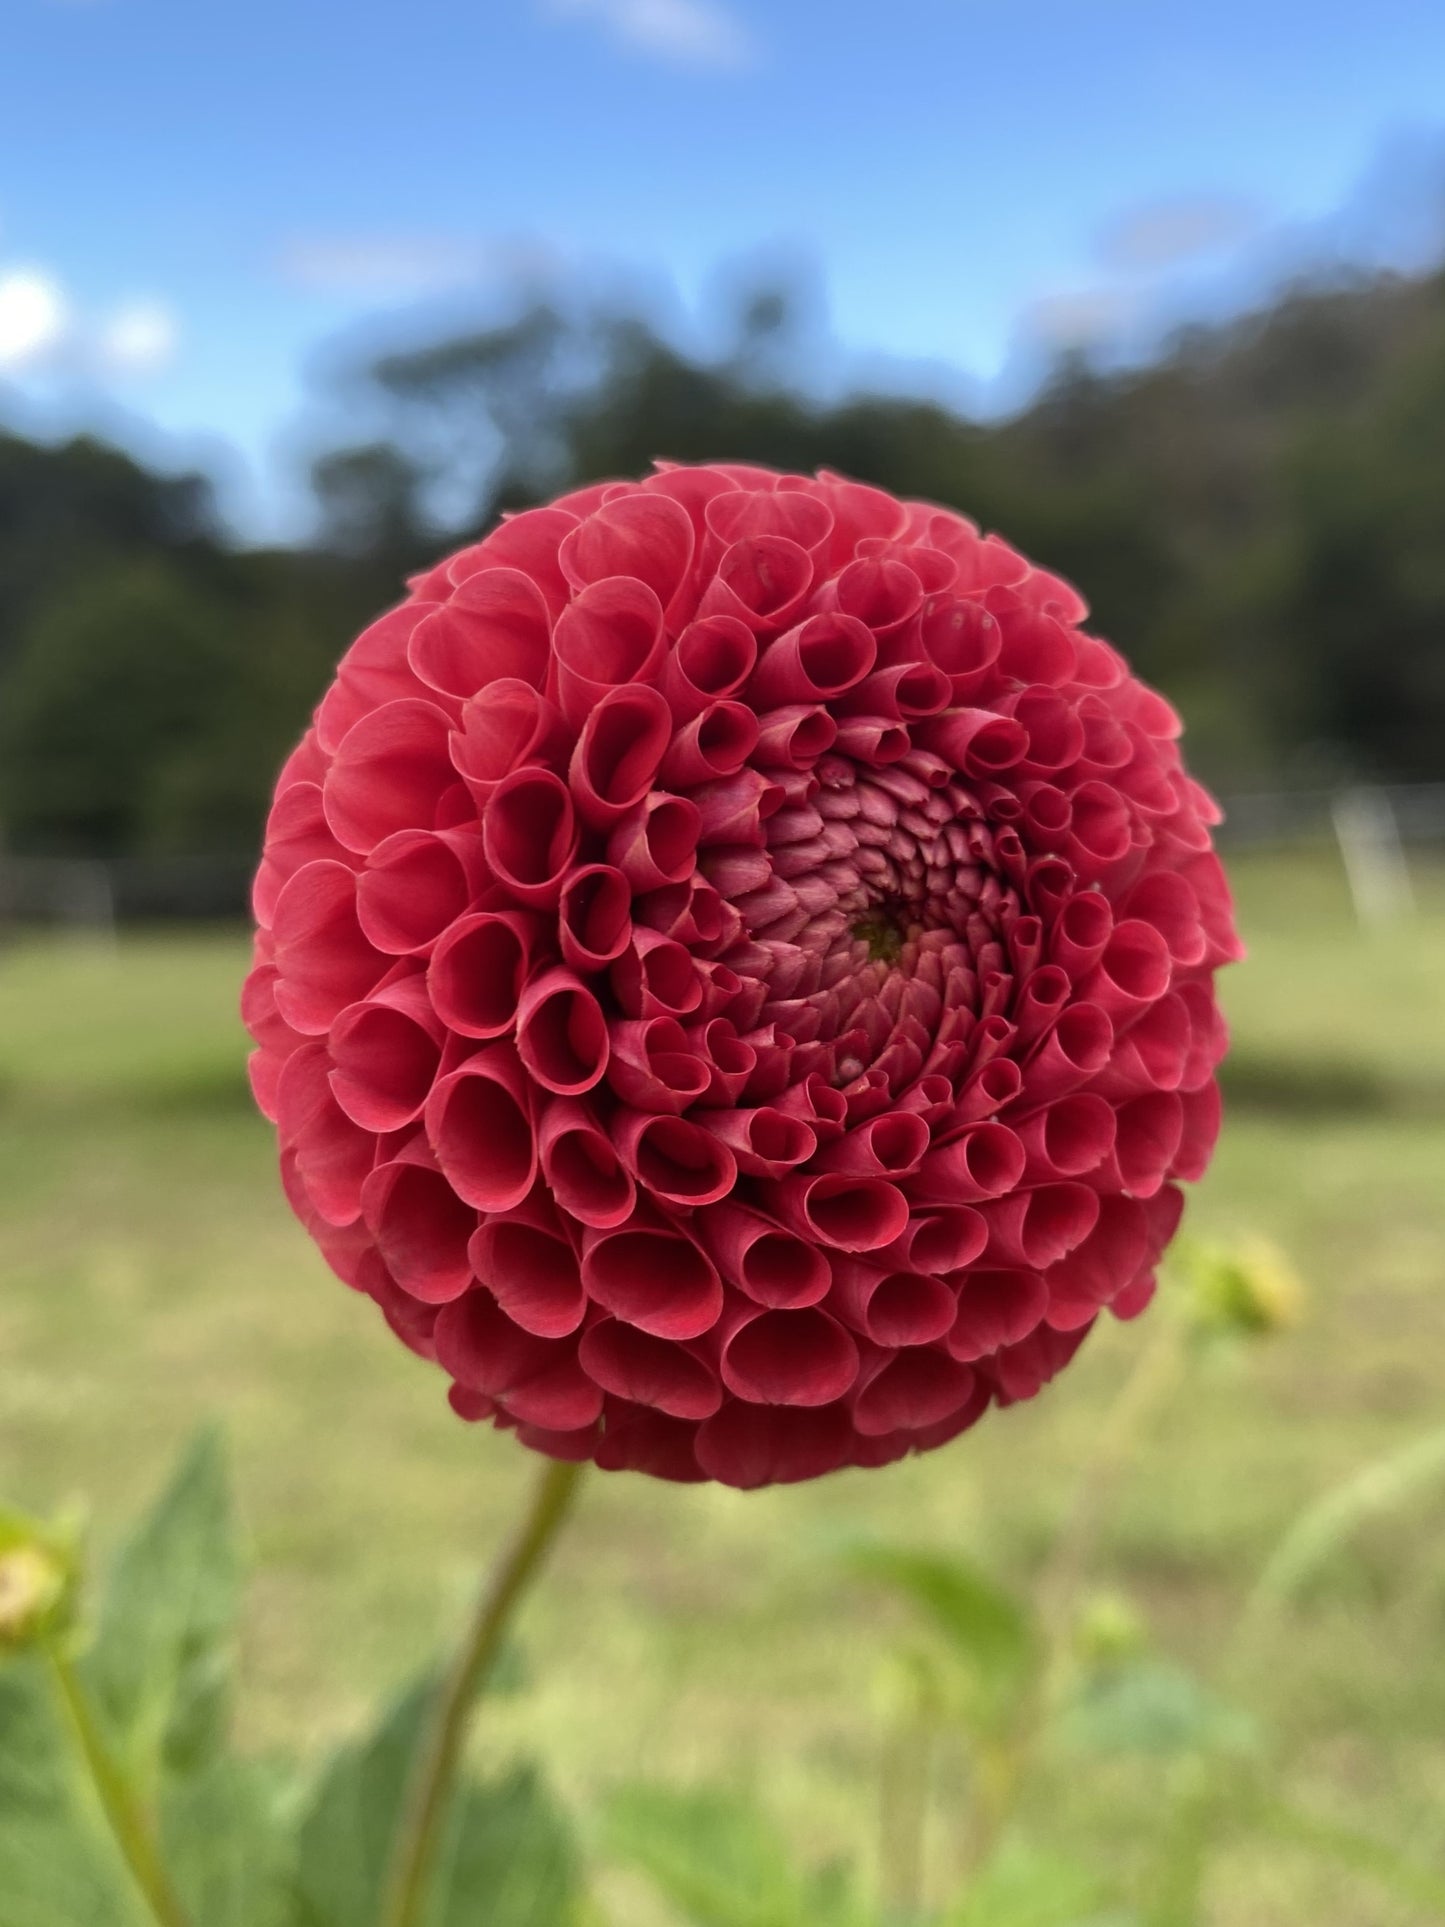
[{"left": 3, "top": 850, "right": 1445, "bottom": 1924}]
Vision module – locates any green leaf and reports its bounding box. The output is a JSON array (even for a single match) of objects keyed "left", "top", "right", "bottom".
[
  {"left": 842, "top": 1546, "right": 1039, "bottom": 1729},
  {"left": 942, "top": 1840, "right": 1135, "bottom": 1927},
  {"left": 160, "top": 1756, "right": 297, "bottom": 1927},
  {"left": 0, "top": 1657, "right": 151, "bottom": 1927},
  {"left": 430, "top": 1766, "right": 581, "bottom": 1927},
  {"left": 83, "top": 1427, "right": 239, "bottom": 1790},
  {"left": 1058, "top": 1660, "right": 1254, "bottom": 1760},
  {"left": 295, "top": 1676, "right": 580, "bottom": 1927},
  {"left": 293, "top": 1678, "right": 430, "bottom": 1927},
  {"left": 1236, "top": 1423, "right": 1445, "bottom": 1652},
  {"left": 803, "top": 1859, "right": 871, "bottom": 1927},
  {"left": 603, "top": 1784, "right": 815, "bottom": 1927}
]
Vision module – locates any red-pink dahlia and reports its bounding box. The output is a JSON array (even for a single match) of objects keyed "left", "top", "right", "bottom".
[{"left": 244, "top": 462, "right": 1240, "bottom": 1489}]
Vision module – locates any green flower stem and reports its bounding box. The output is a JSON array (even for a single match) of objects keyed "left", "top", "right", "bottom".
[
  {"left": 878, "top": 1711, "right": 937, "bottom": 1918},
  {"left": 956, "top": 1312, "right": 1190, "bottom": 1893},
  {"left": 1041, "top": 1308, "right": 1187, "bottom": 1649},
  {"left": 381, "top": 1455, "right": 587, "bottom": 1927},
  {"left": 45, "top": 1642, "right": 191, "bottom": 1927}
]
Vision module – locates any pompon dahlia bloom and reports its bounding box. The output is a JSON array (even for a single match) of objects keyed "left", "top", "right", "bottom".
[{"left": 244, "top": 462, "right": 1240, "bottom": 1489}]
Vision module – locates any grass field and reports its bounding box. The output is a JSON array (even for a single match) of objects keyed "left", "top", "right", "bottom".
[{"left": 3, "top": 850, "right": 1445, "bottom": 1924}]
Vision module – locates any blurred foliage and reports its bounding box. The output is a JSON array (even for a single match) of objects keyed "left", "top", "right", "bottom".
[
  {"left": 0, "top": 1431, "right": 583, "bottom": 1927},
  {"left": 3, "top": 259, "right": 1445, "bottom": 855}
]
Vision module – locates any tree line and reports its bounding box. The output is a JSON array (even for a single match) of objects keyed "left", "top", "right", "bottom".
[{"left": 2, "top": 259, "right": 1443, "bottom": 858}]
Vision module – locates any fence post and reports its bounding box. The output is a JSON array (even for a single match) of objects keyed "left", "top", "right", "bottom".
[
  {"left": 58, "top": 859, "right": 120, "bottom": 949},
  {"left": 1331, "top": 786, "right": 1415, "bottom": 927}
]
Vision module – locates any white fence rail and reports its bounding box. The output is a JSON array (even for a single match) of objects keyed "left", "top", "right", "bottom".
[
  {"left": 0, "top": 854, "right": 254, "bottom": 929},
  {"left": 1, "top": 787, "right": 1442, "bottom": 936},
  {"left": 1216, "top": 783, "right": 1445, "bottom": 849}
]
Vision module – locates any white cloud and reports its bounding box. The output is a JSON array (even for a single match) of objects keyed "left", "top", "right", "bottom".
[
  {"left": 545, "top": 0, "right": 755, "bottom": 70},
  {"left": 276, "top": 234, "right": 495, "bottom": 297},
  {"left": 1096, "top": 195, "right": 1263, "bottom": 275},
  {"left": 0, "top": 268, "right": 69, "bottom": 368},
  {"left": 1023, "top": 287, "right": 1138, "bottom": 349},
  {"left": 98, "top": 299, "right": 178, "bottom": 373},
  {"left": 0, "top": 264, "right": 178, "bottom": 380},
  {"left": 275, "top": 232, "right": 566, "bottom": 302}
]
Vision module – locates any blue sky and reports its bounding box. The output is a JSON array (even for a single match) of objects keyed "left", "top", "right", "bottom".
[{"left": 3, "top": 0, "right": 1444, "bottom": 534}]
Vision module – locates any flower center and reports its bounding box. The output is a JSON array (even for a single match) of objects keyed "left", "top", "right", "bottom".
[
  {"left": 719, "top": 749, "right": 1022, "bottom": 1097},
  {"left": 851, "top": 904, "right": 911, "bottom": 965}
]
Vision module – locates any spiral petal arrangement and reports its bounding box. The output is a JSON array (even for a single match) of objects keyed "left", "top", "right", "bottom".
[{"left": 244, "top": 462, "right": 1241, "bottom": 1488}]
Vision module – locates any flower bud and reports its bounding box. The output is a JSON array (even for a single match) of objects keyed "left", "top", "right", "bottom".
[
  {"left": 1073, "top": 1589, "right": 1147, "bottom": 1666},
  {"left": 0, "top": 1519, "right": 72, "bottom": 1653},
  {"left": 1182, "top": 1235, "right": 1305, "bottom": 1340}
]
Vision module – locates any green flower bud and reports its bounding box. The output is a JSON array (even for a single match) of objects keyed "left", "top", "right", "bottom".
[
  {"left": 0, "top": 1508, "right": 76, "bottom": 1653},
  {"left": 1073, "top": 1590, "right": 1147, "bottom": 1666},
  {"left": 1182, "top": 1235, "right": 1306, "bottom": 1340}
]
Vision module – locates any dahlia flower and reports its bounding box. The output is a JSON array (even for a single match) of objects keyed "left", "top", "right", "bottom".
[{"left": 244, "top": 462, "right": 1239, "bottom": 1488}]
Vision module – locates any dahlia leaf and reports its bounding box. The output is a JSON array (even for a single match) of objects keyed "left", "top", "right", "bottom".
[
  {"left": 1239, "top": 1422, "right": 1445, "bottom": 1640},
  {"left": 941, "top": 1840, "right": 1133, "bottom": 1927},
  {"left": 293, "top": 1675, "right": 432, "bottom": 1927},
  {"left": 842, "top": 1546, "right": 1039, "bottom": 1715},
  {"left": 1057, "top": 1659, "right": 1254, "bottom": 1760},
  {"left": 429, "top": 1766, "right": 581, "bottom": 1927},
  {"left": 83, "top": 1425, "right": 239, "bottom": 1791},
  {"left": 159, "top": 1755, "right": 297, "bottom": 1927},
  {"left": 0, "top": 1657, "right": 152, "bottom": 1927},
  {"left": 602, "top": 1783, "right": 865, "bottom": 1927},
  {"left": 294, "top": 1673, "right": 580, "bottom": 1926}
]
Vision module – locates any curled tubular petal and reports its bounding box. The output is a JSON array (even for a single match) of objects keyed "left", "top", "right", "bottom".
[
  {"left": 853, "top": 1349, "right": 977, "bottom": 1438},
  {"left": 482, "top": 766, "right": 578, "bottom": 907},
  {"left": 408, "top": 568, "right": 552, "bottom": 699},
  {"left": 425, "top": 1047, "right": 537, "bottom": 1212},
  {"left": 450, "top": 679, "right": 569, "bottom": 806},
  {"left": 721, "top": 1307, "right": 860, "bottom": 1407},
  {"left": 361, "top": 1140, "right": 477, "bottom": 1304},
  {"left": 427, "top": 908, "right": 541, "bottom": 1039},
  {"left": 515, "top": 967, "right": 610, "bottom": 1096},
  {"left": 831, "top": 1260, "right": 959, "bottom": 1348},
  {"left": 581, "top": 1225, "right": 723, "bottom": 1340},
  {"left": 538, "top": 1097, "right": 636, "bottom": 1229},
  {"left": 579, "top": 1320, "right": 723, "bottom": 1420},
  {"left": 559, "top": 862, "right": 633, "bottom": 972},
  {"left": 698, "top": 1203, "right": 832, "bottom": 1308},
  {"left": 323, "top": 699, "right": 457, "bottom": 855},
  {"left": 469, "top": 1213, "right": 587, "bottom": 1339},
  {"left": 328, "top": 977, "right": 444, "bottom": 1132},
  {"left": 569, "top": 685, "right": 673, "bottom": 828},
  {"left": 356, "top": 827, "right": 488, "bottom": 957}
]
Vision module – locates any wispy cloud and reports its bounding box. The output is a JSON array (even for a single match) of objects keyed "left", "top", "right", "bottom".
[
  {"left": 1095, "top": 194, "right": 1263, "bottom": 275},
  {"left": 98, "top": 299, "right": 178, "bottom": 373},
  {"left": 1022, "top": 286, "right": 1140, "bottom": 350},
  {"left": 275, "top": 233, "right": 560, "bottom": 299},
  {"left": 543, "top": 0, "right": 756, "bottom": 71},
  {"left": 277, "top": 235, "right": 490, "bottom": 297}
]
